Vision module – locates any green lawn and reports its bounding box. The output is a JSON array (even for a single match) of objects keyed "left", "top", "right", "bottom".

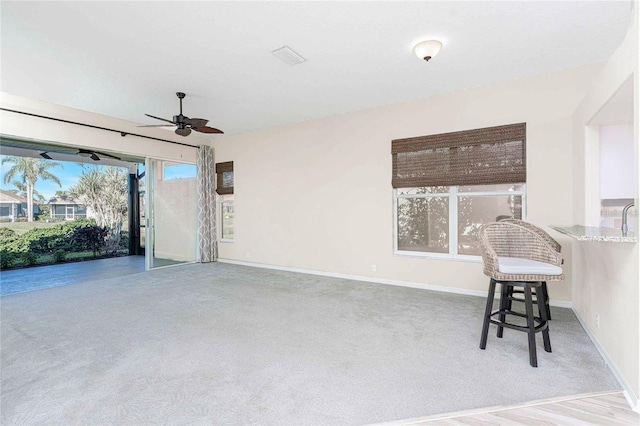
[{"left": 0, "top": 221, "right": 65, "bottom": 235}]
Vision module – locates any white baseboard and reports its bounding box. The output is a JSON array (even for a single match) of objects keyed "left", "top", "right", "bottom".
[
  {"left": 571, "top": 307, "right": 640, "bottom": 413},
  {"left": 217, "top": 258, "right": 572, "bottom": 308}
]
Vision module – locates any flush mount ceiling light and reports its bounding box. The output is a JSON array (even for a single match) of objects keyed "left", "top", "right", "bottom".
[{"left": 413, "top": 40, "right": 443, "bottom": 62}]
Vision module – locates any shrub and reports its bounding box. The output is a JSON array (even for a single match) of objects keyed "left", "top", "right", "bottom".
[
  {"left": 22, "top": 227, "right": 69, "bottom": 254},
  {"left": 20, "top": 251, "right": 38, "bottom": 266},
  {"left": 0, "top": 227, "right": 16, "bottom": 238},
  {"left": 53, "top": 249, "right": 67, "bottom": 263},
  {"left": 0, "top": 249, "right": 18, "bottom": 269},
  {"left": 71, "top": 225, "right": 108, "bottom": 257},
  {"left": 0, "top": 228, "right": 26, "bottom": 255},
  {"left": 119, "top": 230, "right": 130, "bottom": 249},
  {"left": 19, "top": 218, "right": 98, "bottom": 254}
]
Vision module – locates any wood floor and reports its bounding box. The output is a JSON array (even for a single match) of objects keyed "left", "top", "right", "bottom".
[{"left": 386, "top": 391, "right": 639, "bottom": 425}]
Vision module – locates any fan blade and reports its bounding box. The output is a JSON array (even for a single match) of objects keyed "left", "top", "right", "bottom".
[
  {"left": 184, "top": 118, "right": 208, "bottom": 128},
  {"left": 95, "top": 151, "right": 122, "bottom": 160},
  {"left": 193, "top": 126, "right": 224, "bottom": 134},
  {"left": 145, "top": 113, "right": 175, "bottom": 124},
  {"left": 137, "top": 124, "right": 175, "bottom": 127}
]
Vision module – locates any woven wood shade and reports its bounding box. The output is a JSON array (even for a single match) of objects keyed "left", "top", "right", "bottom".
[
  {"left": 215, "top": 161, "right": 234, "bottom": 195},
  {"left": 392, "top": 123, "right": 526, "bottom": 188}
]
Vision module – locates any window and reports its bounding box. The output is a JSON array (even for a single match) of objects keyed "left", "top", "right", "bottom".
[
  {"left": 216, "top": 161, "right": 234, "bottom": 241},
  {"left": 215, "top": 161, "right": 234, "bottom": 195},
  {"left": 392, "top": 123, "right": 526, "bottom": 259},
  {"left": 220, "top": 195, "right": 234, "bottom": 241},
  {"left": 163, "top": 162, "right": 197, "bottom": 180}
]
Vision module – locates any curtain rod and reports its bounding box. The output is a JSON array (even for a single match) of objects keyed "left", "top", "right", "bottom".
[{"left": 0, "top": 107, "right": 199, "bottom": 149}]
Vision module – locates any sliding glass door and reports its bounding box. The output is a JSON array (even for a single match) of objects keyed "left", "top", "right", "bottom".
[{"left": 145, "top": 158, "right": 198, "bottom": 269}]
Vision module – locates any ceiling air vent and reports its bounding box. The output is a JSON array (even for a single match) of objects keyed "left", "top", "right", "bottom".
[{"left": 271, "top": 46, "right": 306, "bottom": 66}]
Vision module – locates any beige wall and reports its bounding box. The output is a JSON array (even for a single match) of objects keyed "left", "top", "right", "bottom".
[
  {"left": 571, "top": 6, "right": 639, "bottom": 404},
  {"left": 0, "top": 92, "right": 198, "bottom": 163},
  {"left": 213, "top": 63, "right": 603, "bottom": 303}
]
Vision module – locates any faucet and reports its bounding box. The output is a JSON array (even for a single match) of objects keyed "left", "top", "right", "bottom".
[{"left": 621, "top": 201, "right": 634, "bottom": 236}]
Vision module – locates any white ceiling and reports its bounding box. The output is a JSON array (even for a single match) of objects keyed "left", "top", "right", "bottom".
[{"left": 1, "top": 1, "right": 633, "bottom": 137}]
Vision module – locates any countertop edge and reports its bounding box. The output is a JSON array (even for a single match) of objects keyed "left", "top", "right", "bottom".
[{"left": 550, "top": 225, "right": 637, "bottom": 243}]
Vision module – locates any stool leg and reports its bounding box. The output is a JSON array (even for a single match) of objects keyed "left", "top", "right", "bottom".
[
  {"left": 541, "top": 281, "right": 552, "bottom": 320},
  {"left": 524, "top": 284, "right": 538, "bottom": 367},
  {"left": 480, "top": 278, "right": 496, "bottom": 350},
  {"left": 497, "top": 283, "right": 508, "bottom": 338},
  {"left": 538, "top": 286, "right": 552, "bottom": 353}
]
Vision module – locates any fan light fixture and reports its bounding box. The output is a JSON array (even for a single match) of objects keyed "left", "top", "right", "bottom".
[
  {"left": 138, "top": 92, "right": 224, "bottom": 137},
  {"left": 413, "top": 40, "right": 443, "bottom": 62}
]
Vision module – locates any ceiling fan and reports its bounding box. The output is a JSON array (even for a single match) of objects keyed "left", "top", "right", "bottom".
[
  {"left": 139, "top": 92, "right": 224, "bottom": 137},
  {"left": 40, "top": 149, "right": 121, "bottom": 161},
  {"left": 78, "top": 149, "right": 121, "bottom": 161}
]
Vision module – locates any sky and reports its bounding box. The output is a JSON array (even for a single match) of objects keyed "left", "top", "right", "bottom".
[{"left": 0, "top": 156, "right": 196, "bottom": 201}]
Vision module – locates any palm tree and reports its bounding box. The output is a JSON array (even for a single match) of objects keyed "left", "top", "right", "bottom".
[
  {"left": 1, "top": 156, "right": 61, "bottom": 222},
  {"left": 70, "top": 166, "right": 128, "bottom": 252},
  {"left": 10, "top": 180, "right": 45, "bottom": 202}
]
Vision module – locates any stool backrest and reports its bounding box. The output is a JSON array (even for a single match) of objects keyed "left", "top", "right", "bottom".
[
  {"left": 479, "top": 222, "right": 563, "bottom": 279},
  {"left": 498, "top": 218, "right": 561, "bottom": 253}
]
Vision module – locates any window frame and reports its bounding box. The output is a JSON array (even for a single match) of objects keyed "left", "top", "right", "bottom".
[
  {"left": 219, "top": 194, "right": 234, "bottom": 243},
  {"left": 393, "top": 184, "right": 526, "bottom": 261}
]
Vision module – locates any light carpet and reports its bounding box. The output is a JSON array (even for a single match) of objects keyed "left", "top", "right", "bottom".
[{"left": 1, "top": 262, "right": 619, "bottom": 424}]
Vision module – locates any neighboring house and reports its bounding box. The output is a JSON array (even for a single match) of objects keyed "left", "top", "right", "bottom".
[
  {"left": 48, "top": 195, "right": 89, "bottom": 221},
  {"left": 0, "top": 189, "right": 40, "bottom": 222}
]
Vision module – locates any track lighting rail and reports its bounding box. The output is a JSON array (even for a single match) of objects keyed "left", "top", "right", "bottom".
[{"left": 0, "top": 107, "right": 199, "bottom": 149}]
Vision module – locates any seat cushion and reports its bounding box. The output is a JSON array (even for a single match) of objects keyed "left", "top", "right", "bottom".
[{"left": 497, "top": 257, "right": 563, "bottom": 275}]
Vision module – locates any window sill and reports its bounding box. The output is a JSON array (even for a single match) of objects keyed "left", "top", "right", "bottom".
[
  {"left": 220, "top": 239, "right": 234, "bottom": 243},
  {"left": 394, "top": 250, "right": 483, "bottom": 263}
]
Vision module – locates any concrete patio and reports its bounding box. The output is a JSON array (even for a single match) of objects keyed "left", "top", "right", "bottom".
[{"left": 0, "top": 256, "right": 145, "bottom": 296}]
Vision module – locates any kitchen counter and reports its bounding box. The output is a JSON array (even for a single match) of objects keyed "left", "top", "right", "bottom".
[{"left": 550, "top": 225, "right": 637, "bottom": 243}]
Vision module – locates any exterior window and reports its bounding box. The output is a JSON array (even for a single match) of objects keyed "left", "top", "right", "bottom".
[
  {"left": 215, "top": 161, "right": 234, "bottom": 195},
  {"left": 395, "top": 184, "right": 525, "bottom": 257},
  {"left": 220, "top": 194, "right": 234, "bottom": 241},
  {"left": 163, "top": 162, "right": 197, "bottom": 180},
  {"left": 392, "top": 123, "right": 526, "bottom": 259}
]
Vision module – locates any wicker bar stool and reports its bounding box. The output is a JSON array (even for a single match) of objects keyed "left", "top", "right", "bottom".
[
  {"left": 498, "top": 218, "right": 562, "bottom": 320},
  {"left": 478, "top": 221, "right": 564, "bottom": 367}
]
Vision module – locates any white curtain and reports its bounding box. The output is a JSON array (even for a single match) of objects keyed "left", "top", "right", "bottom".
[{"left": 197, "top": 145, "right": 217, "bottom": 262}]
